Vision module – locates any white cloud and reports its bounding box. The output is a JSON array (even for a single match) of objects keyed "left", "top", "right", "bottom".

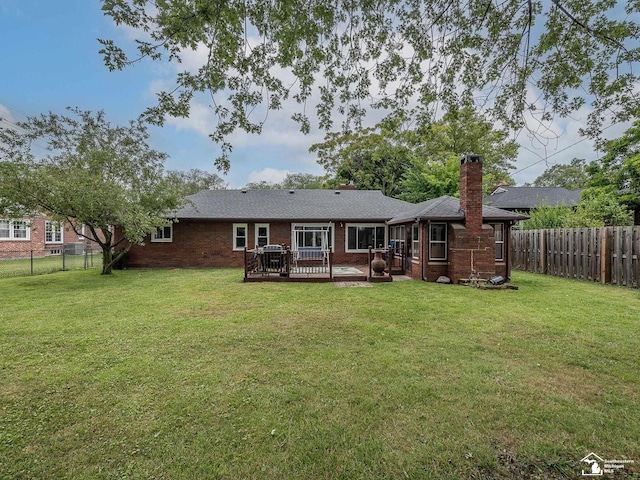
[{"left": 247, "top": 168, "right": 291, "bottom": 185}]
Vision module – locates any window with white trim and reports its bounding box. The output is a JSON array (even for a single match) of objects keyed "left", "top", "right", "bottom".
[
  {"left": 152, "top": 225, "right": 173, "bottom": 242},
  {"left": 429, "top": 223, "right": 447, "bottom": 261},
  {"left": 491, "top": 223, "right": 505, "bottom": 261},
  {"left": 233, "top": 223, "right": 248, "bottom": 250},
  {"left": 0, "top": 219, "right": 30, "bottom": 240},
  {"left": 389, "top": 225, "right": 405, "bottom": 256},
  {"left": 45, "top": 221, "right": 63, "bottom": 243},
  {"left": 412, "top": 224, "right": 419, "bottom": 259},
  {"left": 346, "top": 224, "right": 386, "bottom": 252},
  {"left": 292, "top": 224, "right": 333, "bottom": 251},
  {"left": 255, "top": 223, "right": 270, "bottom": 247}
]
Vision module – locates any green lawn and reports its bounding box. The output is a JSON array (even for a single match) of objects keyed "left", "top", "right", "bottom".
[{"left": 1, "top": 269, "right": 638, "bottom": 479}]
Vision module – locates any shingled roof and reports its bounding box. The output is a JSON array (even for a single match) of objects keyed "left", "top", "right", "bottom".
[
  {"left": 483, "top": 186, "right": 583, "bottom": 210},
  {"left": 173, "top": 189, "right": 413, "bottom": 221},
  {"left": 388, "top": 196, "right": 528, "bottom": 224}
]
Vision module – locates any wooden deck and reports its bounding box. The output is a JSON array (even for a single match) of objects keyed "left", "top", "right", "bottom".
[{"left": 244, "top": 247, "right": 403, "bottom": 283}]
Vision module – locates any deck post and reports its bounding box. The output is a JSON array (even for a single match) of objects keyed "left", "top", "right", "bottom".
[
  {"left": 243, "top": 247, "right": 248, "bottom": 281},
  {"left": 329, "top": 250, "right": 333, "bottom": 279}
]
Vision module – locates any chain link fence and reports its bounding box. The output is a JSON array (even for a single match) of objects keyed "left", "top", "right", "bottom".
[{"left": 0, "top": 243, "right": 101, "bottom": 279}]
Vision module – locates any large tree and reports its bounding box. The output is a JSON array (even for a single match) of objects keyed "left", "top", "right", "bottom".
[
  {"left": 533, "top": 158, "right": 589, "bottom": 189},
  {"left": 311, "top": 126, "right": 413, "bottom": 197},
  {"left": 165, "top": 168, "right": 227, "bottom": 196},
  {"left": 311, "top": 107, "right": 517, "bottom": 199},
  {"left": 100, "top": 0, "right": 639, "bottom": 171},
  {"left": 0, "top": 108, "right": 184, "bottom": 274},
  {"left": 587, "top": 119, "right": 640, "bottom": 222}
]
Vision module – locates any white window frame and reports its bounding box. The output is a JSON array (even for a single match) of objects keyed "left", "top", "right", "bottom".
[
  {"left": 233, "top": 223, "right": 248, "bottom": 251},
  {"left": 151, "top": 224, "right": 173, "bottom": 243},
  {"left": 491, "top": 223, "right": 505, "bottom": 262},
  {"left": 45, "top": 220, "right": 64, "bottom": 244},
  {"left": 255, "top": 223, "right": 270, "bottom": 248},
  {"left": 412, "top": 223, "right": 420, "bottom": 259},
  {"left": 345, "top": 223, "right": 387, "bottom": 253},
  {"left": 0, "top": 219, "right": 30, "bottom": 241},
  {"left": 291, "top": 223, "right": 334, "bottom": 251},
  {"left": 429, "top": 223, "right": 447, "bottom": 261}
]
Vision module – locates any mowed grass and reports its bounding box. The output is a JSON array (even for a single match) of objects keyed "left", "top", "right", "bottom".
[
  {"left": 1, "top": 269, "right": 638, "bottom": 479},
  {"left": 0, "top": 252, "right": 100, "bottom": 278}
]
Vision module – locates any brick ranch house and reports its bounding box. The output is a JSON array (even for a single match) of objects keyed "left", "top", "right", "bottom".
[
  {"left": 126, "top": 156, "right": 527, "bottom": 283},
  {"left": 0, "top": 216, "right": 96, "bottom": 259}
]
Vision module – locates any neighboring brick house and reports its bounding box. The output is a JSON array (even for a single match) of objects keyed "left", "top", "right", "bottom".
[
  {"left": 0, "top": 216, "right": 94, "bottom": 259},
  {"left": 126, "top": 155, "right": 527, "bottom": 283},
  {"left": 483, "top": 185, "right": 583, "bottom": 213}
]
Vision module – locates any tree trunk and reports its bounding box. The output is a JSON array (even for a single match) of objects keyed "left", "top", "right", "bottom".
[{"left": 101, "top": 245, "right": 114, "bottom": 275}]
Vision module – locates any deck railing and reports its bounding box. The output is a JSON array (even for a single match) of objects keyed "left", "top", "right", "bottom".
[{"left": 244, "top": 247, "right": 333, "bottom": 279}]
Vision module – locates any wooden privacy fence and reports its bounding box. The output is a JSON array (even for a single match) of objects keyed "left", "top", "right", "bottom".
[{"left": 511, "top": 227, "right": 640, "bottom": 288}]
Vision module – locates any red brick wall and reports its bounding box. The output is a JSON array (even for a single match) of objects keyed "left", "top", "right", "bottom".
[
  {"left": 0, "top": 217, "right": 93, "bottom": 259},
  {"left": 447, "top": 223, "right": 496, "bottom": 283},
  {"left": 125, "top": 220, "right": 376, "bottom": 269}
]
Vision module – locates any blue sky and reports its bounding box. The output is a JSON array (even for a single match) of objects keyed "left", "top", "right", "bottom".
[{"left": 0, "top": 0, "right": 622, "bottom": 188}]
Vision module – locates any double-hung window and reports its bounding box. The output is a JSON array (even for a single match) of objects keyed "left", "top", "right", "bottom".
[
  {"left": 152, "top": 225, "right": 173, "bottom": 242},
  {"left": 0, "top": 219, "right": 30, "bottom": 240},
  {"left": 429, "top": 223, "right": 447, "bottom": 261},
  {"left": 255, "top": 224, "right": 270, "bottom": 247},
  {"left": 45, "top": 221, "right": 63, "bottom": 243},
  {"left": 491, "top": 223, "right": 505, "bottom": 261},
  {"left": 346, "top": 224, "right": 386, "bottom": 252},
  {"left": 233, "top": 223, "right": 248, "bottom": 250}
]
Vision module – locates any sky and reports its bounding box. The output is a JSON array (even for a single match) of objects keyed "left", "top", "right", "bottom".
[{"left": 0, "top": 0, "right": 629, "bottom": 189}]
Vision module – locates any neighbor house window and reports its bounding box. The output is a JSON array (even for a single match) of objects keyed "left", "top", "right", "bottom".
[
  {"left": 346, "top": 224, "right": 386, "bottom": 252},
  {"left": 492, "top": 223, "right": 504, "bottom": 261},
  {"left": 45, "top": 221, "right": 63, "bottom": 243},
  {"left": 0, "top": 219, "right": 30, "bottom": 240},
  {"left": 412, "top": 224, "right": 419, "bottom": 259},
  {"left": 255, "top": 223, "right": 270, "bottom": 247},
  {"left": 429, "top": 223, "right": 447, "bottom": 261},
  {"left": 233, "top": 223, "right": 248, "bottom": 250},
  {"left": 292, "top": 224, "right": 333, "bottom": 251},
  {"left": 151, "top": 225, "right": 173, "bottom": 242}
]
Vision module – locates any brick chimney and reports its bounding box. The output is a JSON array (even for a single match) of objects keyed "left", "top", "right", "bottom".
[{"left": 459, "top": 154, "right": 483, "bottom": 233}]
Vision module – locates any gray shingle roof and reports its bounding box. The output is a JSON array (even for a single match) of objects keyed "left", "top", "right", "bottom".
[
  {"left": 173, "top": 189, "right": 413, "bottom": 221},
  {"left": 483, "top": 186, "right": 583, "bottom": 210},
  {"left": 388, "top": 196, "right": 528, "bottom": 224}
]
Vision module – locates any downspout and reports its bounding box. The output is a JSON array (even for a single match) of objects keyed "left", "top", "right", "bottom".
[
  {"left": 422, "top": 220, "right": 427, "bottom": 281},
  {"left": 506, "top": 221, "right": 512, "bottom": 280}
]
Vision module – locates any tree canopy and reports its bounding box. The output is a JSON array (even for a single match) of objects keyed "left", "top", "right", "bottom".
[
  {"left": 165, "top": 168, "right": 227, "bottom": 196},
  {"left": 100, "top": 0, "right": 640, "bottom": 171},
  {"left": 0, "top": 108, "right": 184, "bottom": 274},
  {"left": 244, "top": 173, "right": 327, "bottom": 190},
  {"left": 533, "top": 158, "right": 589, "bottom": 189},
  {"left": 311, "top": 107, "right": 517, "bottom": 200},
  {"left": 587, "top": 119, "right": 640, "bottom": 221}
]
